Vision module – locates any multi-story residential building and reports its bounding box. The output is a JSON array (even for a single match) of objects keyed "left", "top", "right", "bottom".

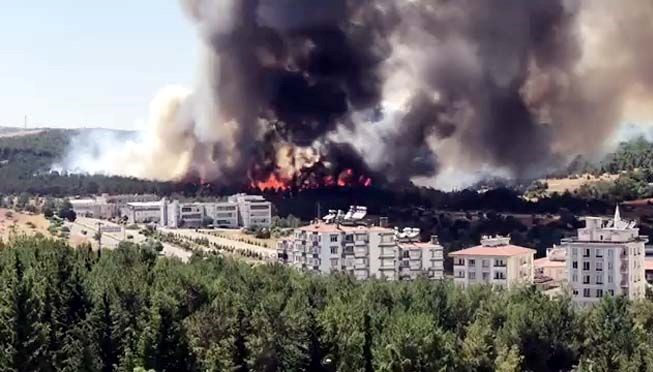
[
  {"left": 450, "top": 236, "right": 535, "bottom": 289},
  {"left": 562, "top": 207, "right": 647, "bottom": 306},
  {"left": 277, "top": 207, "right": 444, "bottom": 281}
]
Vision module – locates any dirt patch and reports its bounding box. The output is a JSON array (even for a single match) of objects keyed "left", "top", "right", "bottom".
[
  {"left": 0, "top": 208, "right": 51, "bottom": 240},
  {"left": 544, "top": 174, "right": 618, "bottom": 194}
]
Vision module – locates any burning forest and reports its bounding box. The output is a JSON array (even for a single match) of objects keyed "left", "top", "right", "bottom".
[{"left": 58, "top": 0, "right": 653, "bottom": 191}]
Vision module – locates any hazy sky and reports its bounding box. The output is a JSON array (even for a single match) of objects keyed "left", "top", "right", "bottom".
[{"left": 0, "top": 2, "right": 196, "bottom": 130}]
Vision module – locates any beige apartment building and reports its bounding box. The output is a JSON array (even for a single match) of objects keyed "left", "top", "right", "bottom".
[
  {"left": 450, "top": 236, "right": 535, "bottom": 289},
  {"left": 276, "top": 207, "right": 444, "bottom": 281}
]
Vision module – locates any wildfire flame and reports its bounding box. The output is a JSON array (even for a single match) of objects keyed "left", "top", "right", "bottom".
[{"left": 249, "top": 168, "right": 373, "bottom": 191}]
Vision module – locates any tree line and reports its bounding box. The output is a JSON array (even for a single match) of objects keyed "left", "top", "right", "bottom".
[{"left": 2, "top": 236, "right": 653, "bottom": 371}]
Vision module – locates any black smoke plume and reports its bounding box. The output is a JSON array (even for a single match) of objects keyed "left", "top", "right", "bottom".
[{"left": 60, "top": 1, "right": 653, "bottom": 190}]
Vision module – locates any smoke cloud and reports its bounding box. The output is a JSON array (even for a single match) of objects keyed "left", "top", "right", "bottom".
[{"left": 60, "top": 0, "right": 653, "bottom": 189}]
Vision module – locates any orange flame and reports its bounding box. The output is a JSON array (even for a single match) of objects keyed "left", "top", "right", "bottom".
[{"left": 251, "top": 173, "right": 290, "bottom": 191}]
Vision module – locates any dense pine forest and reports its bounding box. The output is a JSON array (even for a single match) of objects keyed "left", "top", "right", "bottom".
[{"left": 2, "top": 236, "right": 653, "bottom": 371}]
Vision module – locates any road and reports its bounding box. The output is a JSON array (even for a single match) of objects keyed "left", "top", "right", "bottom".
[
  {"left": 160, "top": 228, "right": 277, "bottom": 260},
  {"left": 67, "top": 217, "right": 192, "bottom": 262}
]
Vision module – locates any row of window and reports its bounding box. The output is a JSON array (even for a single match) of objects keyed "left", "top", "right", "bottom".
[
  {"left": 571, "top": 261, "right": 611, "bottom": 271},
  {"left": 455, "top": 258, "right": 506, "bottom": 267},
  {"left": 572, "top": 288, "right": 614, "bottom": 298},
  {"left": 572, "top": 273, "right": 611, "bottom": 285},
  {"left": 456, "top": 271, "right": 506, "bottom": 280}
]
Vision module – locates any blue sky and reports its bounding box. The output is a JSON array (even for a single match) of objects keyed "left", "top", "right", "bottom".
[{"left": 0, "top": 1, "right": 196, "bottom": 130}]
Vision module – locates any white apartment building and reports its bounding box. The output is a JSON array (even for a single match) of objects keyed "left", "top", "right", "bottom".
[
  {"left": 450, "top": 236, "right": 536, "bottom": 289},
  {"left": 277, "top": 207, "right": 444, "bottom": 281},
  {"left": 534, "top": 246, "right": 567, "bottom": 288},
  {"left": 562, "top": 207, "right": 647, "bottom": 306}
]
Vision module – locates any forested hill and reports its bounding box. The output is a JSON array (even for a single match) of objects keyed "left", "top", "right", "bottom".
[{"left": 2, "top": 236, "right": 653, "bottom": 371}]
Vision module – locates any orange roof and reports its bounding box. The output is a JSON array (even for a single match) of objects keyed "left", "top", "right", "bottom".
[
  {"left": 534, "top": 257, "right": 566, "bottom": 269},
  {"left": 623, "top": 198, "right": 653, "bottom": 206},
  {"left": 449, "top": 245, "right": 536, "bottom": 257},
  {"left": 645, "top": 259, "right": 653, "bottom": 271}
]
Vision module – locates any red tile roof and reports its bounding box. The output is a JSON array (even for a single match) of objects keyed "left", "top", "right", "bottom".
[
  {"left": 449, "top": 245, "right": 536, "bottom": 257},
  {"left": 398, "top": 242, "right": 436, "bottom": 250}
]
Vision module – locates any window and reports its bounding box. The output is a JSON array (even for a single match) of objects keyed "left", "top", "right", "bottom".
[
  {"left": 572, "top": 248, "right": 578, "bottom": 256},
  {"left": 583, "top": 249, "right": 590, "bottom": 257},
  {"left": 457, "top": 271, "right": 465, "bottom": 278},
  {"left": 403, "top": 251, "right": 410, "bottom": 259},
  {"left": 572, "top": 261, "right": 578, "bottom": 269},
  {"left": 572, "top": 289, "right": 579, "bottom": 296},
  {"left": 596, "top": 289, "right": 603, "bottom": 297},
  {"left": 482, "top": 259, "right": 489, "bottom": 268},
  {"left": 608, "top": 289, "right": 614, "bottom": 296},
  {"left": 583, "top": 262, "right": 590, "bottom": 271},
  {"left": 330, "top": 258, "right": 339, "bottom": 268},
  {"left": 469, "top": 272, "right": 476, "bottom": 280},
  {"left": 583, "top": 275, "right": 590, "bottom": 284},
  {"left": 330, "top": 234, "right": 338, "bottom": 243},
  {"left": 596, "top": 261, "right": 603, "bottom": 271},
  {"left": 330, "top": 246, "right": 338, "bottom": 255},
  {"left": 608, "top": 262, "right": 613, "bottom": 270},
  {"left": 596, "top": 274, "right": 603, "bottom": 285},
  {"left": 495, "top": 259, "right": 506, "bottom": 267},
  {"left": 455, "top": 258, "right": 464, "bottom": 266},
  {"left": 401, "top": 260, "right": 409, "bottom": 268},
  {"left": 608, "top": 250, "right": 614, "bottom": 258},
  {"left": 482, "top": 272, "right": 490, "bottom": 281},
  {"left": 494, "top": 272, "right": 506, "bottom": 280},
  {"left": 572, "top": 273, "right": 578, "bottom": 282},
  {"left": 608, "top": 275, "right": 613, "bottom": 283},
  {"left": 596, "top": 249, "right": 603, "bottom": 258},
  {"left": 583, "top": 288, "right": 591, "bottom": 297},
  {"left": 468, "top": 259, "right": 476, "bottom": 266}
]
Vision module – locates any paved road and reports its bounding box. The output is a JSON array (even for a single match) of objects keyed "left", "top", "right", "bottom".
[
  {"left": 160, "top": 228, "right": 277, "bottom": 260},
  {"left": 67, "top": 217, "right": 192, "bottom": 262}
]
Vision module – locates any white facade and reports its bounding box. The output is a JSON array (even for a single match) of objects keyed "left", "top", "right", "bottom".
[
  {"left": 70, "top": 198, "right": 117, "bottom": 219},
  {"left": 277, "top": 223, "right": 444, "bottom": 281},
  {"left": 228, "top": 194, "right": 272, "bottom": 228},
  {"left": 124, "top": 201, "right": 162, "bottom": 224},
  {"left": 562, "top": 207, "right": 647, "bottom": 306},
  {"left": 450, "top": 236, "right": 536, "bottom": 289},
  {"left": 161, "top": 194, "right": 271, "bottom": 229}
]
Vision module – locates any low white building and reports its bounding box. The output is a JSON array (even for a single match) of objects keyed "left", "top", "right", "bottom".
[
  {"left": 450, "top": 236, "right": 536, "bottom": 289},
  {"left": 70, "top": 198, "right": 117, "bottom": 219},
  {"left": 276, "top": 206, "right": 444, "bottom": 281},
  {"left": 562, "top": 207, "right": 647, "bottom": 306},
  {"left": 124, "top": 201, "right": 162, "bottom": 224},
  {"left": 161, "top": 194, "right": 272, "bottom": 229},
  {"left": 228, "top": 193, "right": 272, "bottom": 228}
]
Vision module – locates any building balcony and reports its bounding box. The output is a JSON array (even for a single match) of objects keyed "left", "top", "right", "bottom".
[
  {"left": 354, "top": 247, "right": 368, "bottom": 257},
  {"left": 379, "top": 251, "right": 395, "bottom": 259},
  {"left": 380, "top": 264, "right": 396, "bottom": 271},
  {"left": 354, "top": 262, "right": 368, "bottom": 270},
  {"left": 354, "top": 239, "right": 369, "bottom": 246}
]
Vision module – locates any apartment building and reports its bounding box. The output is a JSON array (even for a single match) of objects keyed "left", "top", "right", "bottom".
[
  {"left": 450, "top": 236, "right": 535, "bottom": 289},
  {"left": 562, "top": 207, "right": 647, "bottom": 306},
  {"left": 277, "top": 207, "right": 444, "bottom": 280}
]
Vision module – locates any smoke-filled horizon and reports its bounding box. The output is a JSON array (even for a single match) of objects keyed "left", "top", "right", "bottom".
[{"left": 59, "top": 0, "right": 653, "bottom": 190}]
